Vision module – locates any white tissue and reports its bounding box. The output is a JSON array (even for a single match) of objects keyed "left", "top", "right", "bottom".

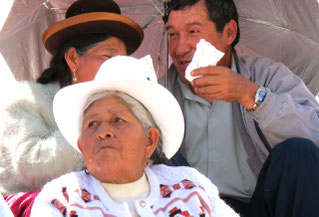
[{"left": 185, "top": 39, "right": 224, "bottom": 82}]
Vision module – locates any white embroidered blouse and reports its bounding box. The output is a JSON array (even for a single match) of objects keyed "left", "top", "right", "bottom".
[{"left": 31, "top": 164, "right": 239, "bottom": 217}]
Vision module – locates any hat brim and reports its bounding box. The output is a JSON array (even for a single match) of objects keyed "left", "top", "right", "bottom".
[
  {"left": 42, "top": 12, "right": 144, "bottom": 55},
  {"left": 53, "top": 80, "right": 185, "bottom": 159}
]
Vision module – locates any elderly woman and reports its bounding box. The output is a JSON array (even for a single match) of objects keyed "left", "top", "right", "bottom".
[
  {"left": 30, "top": 56, "right": 239, "bottom": 217},
  {"left": 0, "top": 0, "right": 143, "bottom": 195}
]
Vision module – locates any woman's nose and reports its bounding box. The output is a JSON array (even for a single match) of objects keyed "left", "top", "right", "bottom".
[{"left": 97, "top": 124, "right": 114, "bottom": 139}]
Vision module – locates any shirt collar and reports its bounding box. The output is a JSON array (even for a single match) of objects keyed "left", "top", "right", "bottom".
[
  {"left": 177, "top": 76, "right": 210, "bottom": 105},
  {"left": 231, "top": 55, "right": 237, "bottom": 73},
  {"left": 90, "top": 166, "right": 160, "bottom": 207}
]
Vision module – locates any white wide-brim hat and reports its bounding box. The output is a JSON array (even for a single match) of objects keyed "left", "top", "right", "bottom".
[{"left": 53, "top": 55, "right": 185, "bottom": 159}]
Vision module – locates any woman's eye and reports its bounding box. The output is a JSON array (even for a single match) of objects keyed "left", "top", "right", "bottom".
[
  {"left": 114, "top": 117, "right": 124, "bottom": 123},
  {"left": 114, "top": 117, "right": 127, "bottom": 126},
  {"left": 88, "top": 121, "right": 97, "bottom": 128}
]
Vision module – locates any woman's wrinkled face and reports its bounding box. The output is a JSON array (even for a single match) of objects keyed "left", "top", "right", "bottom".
[
  {"left": 77, "top": 95, "right": 158, "bottom": 184},
  {"left": 74, "top": 36, "right": 126, "bottom": 83}
]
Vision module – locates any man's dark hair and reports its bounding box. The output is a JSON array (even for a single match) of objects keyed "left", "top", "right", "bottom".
[
  {"left": 164, "top": 0, "right": 240, "bottom": 47},
  {"left": 37, "top": 34, "right": 111, "bottom": 85}
]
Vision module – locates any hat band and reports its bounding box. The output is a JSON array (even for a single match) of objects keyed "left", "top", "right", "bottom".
[{"left": 42, "top": 12, "right": 143, "bottom": 46}]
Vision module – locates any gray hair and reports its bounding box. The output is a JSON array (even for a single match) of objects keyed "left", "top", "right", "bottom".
[{"left": 83, "top": 90, "right": 169, "bottom": 165}]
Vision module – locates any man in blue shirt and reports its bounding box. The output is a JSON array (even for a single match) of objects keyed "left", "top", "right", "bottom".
[{"left": 163, "top": 0, "right": 319, "bottom": 216}]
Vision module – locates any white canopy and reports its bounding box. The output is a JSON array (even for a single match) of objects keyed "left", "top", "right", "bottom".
[{"left": 0, "top": 0, "right": 318, "bottom": 95}]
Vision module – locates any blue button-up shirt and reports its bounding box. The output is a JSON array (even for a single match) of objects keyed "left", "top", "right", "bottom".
[{"left": 178, "top": 57, "right": 256, "bottom": 199}]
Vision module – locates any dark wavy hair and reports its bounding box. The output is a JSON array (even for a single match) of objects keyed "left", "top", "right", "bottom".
[
  {"left": 164, "top": 0, "right": 240, "bottom": 47},
  {"left": 37, "top": 34, "right": 111, "bottom": 85}
]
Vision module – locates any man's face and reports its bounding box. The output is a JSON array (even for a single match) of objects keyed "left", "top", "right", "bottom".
[{"left": 166, "top": 0, "right": 229, "bottom": 83}]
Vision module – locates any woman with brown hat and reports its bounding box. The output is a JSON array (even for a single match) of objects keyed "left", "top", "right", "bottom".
[{"left": 0, "top": 0, "right": 143, "bottom": 196}]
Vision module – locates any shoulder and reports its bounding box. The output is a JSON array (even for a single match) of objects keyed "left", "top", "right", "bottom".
[
  {"left": 35, "top": 171, "right": 88, "bottom": 202},
  {"left": 238, "top": 55, "right": 296, "bottom": 79},
  {"left": 238, "top": 55, "right": 284, "bottom": 69},
  {"left": 238, "top": 55, "right": 294, "bottom": 76},
  {"left": 151, "top": 164, "right": 201, "bottom": 178},
  {"left": 2, "top": 81, "right": 60, "bottom": 105},
  {"left": 150, "top": 164, "right": 219, "bottom": 193},
  {"left": 24, "top": 81, "right": 60, "bottom": 101},
  {"left": 32, "top": 171, "right": 88, "bottom": 215},
  {"left": 41, "top": 171, "right": 88, "bottom": 190},
  {"left": 9, "top": 81, "right": 59, "bottom": 95},
  {"left": 237, "top": 55, "right": 303, "bottom": 85},
  {"left": 1, "top": 81, "right": 60, "bottom": 115},
  {"left": 148, "top": 165, "right": 240, "bottom": 216}
]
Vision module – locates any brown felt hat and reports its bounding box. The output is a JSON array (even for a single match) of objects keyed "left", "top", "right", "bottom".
[{"left": 42, "top": 0, "right": 144, "bottom": 55}]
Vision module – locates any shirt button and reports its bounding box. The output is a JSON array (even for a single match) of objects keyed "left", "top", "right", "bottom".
[{"left": 139, "top": 200, "right": 146, "bottom": 207}]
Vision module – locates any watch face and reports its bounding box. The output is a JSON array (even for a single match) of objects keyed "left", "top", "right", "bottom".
[
  {"left": 248, "top": 87, "right": 267, "bottom": 112},
  {"left": 257, "top": 88, "right": 267, "bottom": 102}
]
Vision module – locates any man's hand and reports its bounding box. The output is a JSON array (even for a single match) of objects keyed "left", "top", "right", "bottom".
[{"left": 190, "top": 65, "right": 259, "bottom": 109}]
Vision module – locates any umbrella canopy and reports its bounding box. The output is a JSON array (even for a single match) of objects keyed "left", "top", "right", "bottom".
[
  {"left": 0, "top": 0, "right": 318, "bottom": 95},
  {"left": 234, "top": 0, "right": 319, "bottom": 95},
  {"left": 0, "top": 0, "right": 168, "bottom": 81}
]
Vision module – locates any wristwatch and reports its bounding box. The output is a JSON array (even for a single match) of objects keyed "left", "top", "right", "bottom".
[{"left": 248, "top": 86, "right": 267, "bottom": 112}]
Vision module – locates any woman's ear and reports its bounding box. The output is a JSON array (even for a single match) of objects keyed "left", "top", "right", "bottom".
[
  {"left": 223, "top": 19, "right": 238, "bottom": 46},
  {"left": 77, "top": 138, "right": 83, "bottom": 153},
  {"left": 145, "top": 127, "right": 159, "bottom": 159},
  {"left": 64, "top": 47, "right": 79, "bottom": 72}
]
